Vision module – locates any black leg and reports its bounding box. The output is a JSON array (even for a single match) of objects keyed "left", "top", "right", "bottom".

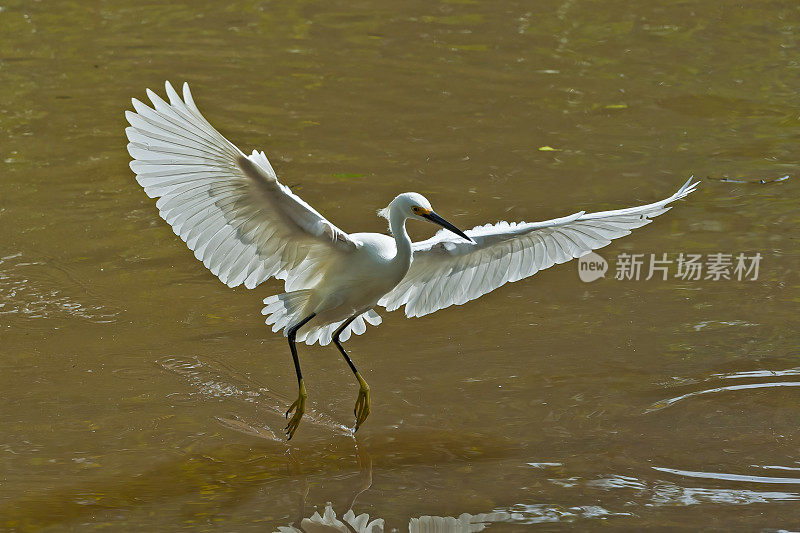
[
  {"left": 333, "top": 315, "right": 371, "bottom": 431},
  {"left": 333, "top": 316, "right": 359, "bottom": 374},
  {"left": 284, "top": 313, "right": 316, "bottom": 440}
]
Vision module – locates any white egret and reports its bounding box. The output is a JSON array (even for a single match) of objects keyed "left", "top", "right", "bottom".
[{"left": 125, "top": 82, "right": 698, "bottom": 439}]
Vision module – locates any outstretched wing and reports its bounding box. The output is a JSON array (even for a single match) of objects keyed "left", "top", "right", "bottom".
[
  {"left": 379, "top": 178, "right": 699, "bottom": 317},
  {"left": 125, "top": 81, "right": 355, "bottom": 290}
]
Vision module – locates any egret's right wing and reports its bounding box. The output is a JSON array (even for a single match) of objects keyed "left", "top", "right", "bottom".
[
  {"left": 379, "top": 178, "right": 698, "bottom": 317},
  {"left": 126, "top": 81, "right": 356, "bottom": 290}
]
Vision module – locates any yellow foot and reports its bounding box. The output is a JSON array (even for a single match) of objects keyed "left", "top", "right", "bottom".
[
  {"left": 353, "top": 374, "right": 371, "bottom": 432},
  {"left": 285, "top": 384, "right": 307, "bottom": 440}
]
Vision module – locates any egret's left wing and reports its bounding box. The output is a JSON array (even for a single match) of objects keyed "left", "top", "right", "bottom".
[{"left": 378, "top": 178, "right": 698, "bottom": 317}]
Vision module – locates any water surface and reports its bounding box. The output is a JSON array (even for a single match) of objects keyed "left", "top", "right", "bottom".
[{"left": 1, "top": 0, "right": 799, "bottom": 530}]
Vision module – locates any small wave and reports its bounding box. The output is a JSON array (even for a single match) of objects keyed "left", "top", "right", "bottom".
[
  {"left": 709, "top": 368, "right": 800, "bottom": 380},
  {"left": 0, "top": 252, "right": 119, "bottom": 324},
  {"left": 646, "top": 381, "right": 800, "bottom": 412},
  {"left": 750, "top": 465, "right": 800, "bottom": 472},
  {"left": 589, "top": 472, "right": 800, "bottom": 506},
  {"left": 692, "top": 320, "right": 758, "bottom": 332},
  {"left": 504, "top": 503, "right": 632, "bottom": 524},
  {"left": 650, "top": 484, "right": 800, "bottom": 506},
  {"left": 653, "top": 466, "right": 800, "bottom": 485},
  {"left": 159, "top": 356, "right": 353, "bottom": 439}
]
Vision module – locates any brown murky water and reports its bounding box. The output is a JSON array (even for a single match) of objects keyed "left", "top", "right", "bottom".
[{"left": 2, "top": 1, "right": 799, "bottom": 530}]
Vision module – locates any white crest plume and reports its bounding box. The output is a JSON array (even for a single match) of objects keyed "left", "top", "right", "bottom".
[{"left": 377, "top": 207, "right": 391, "bottom": 233}]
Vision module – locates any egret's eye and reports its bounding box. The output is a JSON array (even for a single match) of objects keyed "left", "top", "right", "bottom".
[{"left": 412, "top": 206, "right": 422, "bottom": 214}]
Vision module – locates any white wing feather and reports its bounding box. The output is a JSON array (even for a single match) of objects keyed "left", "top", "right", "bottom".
[
  {"left": 379, "top": 178, "right": 699, "bottom": 317},
  {"left": 125, "top": 81, "right": 355, "bottom": 290}
]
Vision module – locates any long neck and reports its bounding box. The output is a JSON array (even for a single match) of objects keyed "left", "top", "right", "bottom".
[{"left": 389, "top": 208, "right": 412, "bottom": 267}]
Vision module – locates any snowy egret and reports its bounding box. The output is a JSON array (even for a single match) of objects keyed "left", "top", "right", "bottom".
[{"left": 126, "top": 82, "right": 698, "bottom": 439}]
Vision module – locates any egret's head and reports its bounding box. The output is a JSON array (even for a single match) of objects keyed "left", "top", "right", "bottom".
[
  {"left": 378, "top": 192, "right": 432, "bottom": 220},
  {"left": 379, "top": 192, "right": 472, "bottom": 242}
]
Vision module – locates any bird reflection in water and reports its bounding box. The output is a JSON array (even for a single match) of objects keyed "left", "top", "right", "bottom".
[
  {"left": 276, "top": 504, "right": 513, "bottom": 533},
  {"left": 277, "top": 448, "right": 514, "bottom": 533}
]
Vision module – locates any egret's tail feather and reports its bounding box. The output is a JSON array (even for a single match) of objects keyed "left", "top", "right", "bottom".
[
  {"left": 262, "top": 290, "right": 313, "bottom": 336},
  {"left": 300, "top": 309, "right": 382, "bottom": 347},
  {"left": 262, "top": 292, "right": 382, "bottom": 347}
]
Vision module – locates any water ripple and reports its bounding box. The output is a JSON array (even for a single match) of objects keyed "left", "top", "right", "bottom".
[
  {"left": 650, "top": 484, "right": 800, "bottom": 506},
  {"left": 159, "top": 356, "right": 352, "bottom": 439},
  {"left": 646, "top": 381, "right": 800, "bottom": 412},
  {"left": 653, "top": 466, "right": 800, "bottom": 485},
  {"left": 710, "top": 368, "right": 800, "bottom": 380},
  {"left": 589, "top": 472, "right": 800, "bottom": 506},
  {"left": 0, "top": 252, "right": 119, "bottom": 325}
]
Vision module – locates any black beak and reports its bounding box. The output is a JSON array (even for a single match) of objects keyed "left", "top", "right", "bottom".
[{"left": 423, "top": 211, "right": 473, "bottom": 242}]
